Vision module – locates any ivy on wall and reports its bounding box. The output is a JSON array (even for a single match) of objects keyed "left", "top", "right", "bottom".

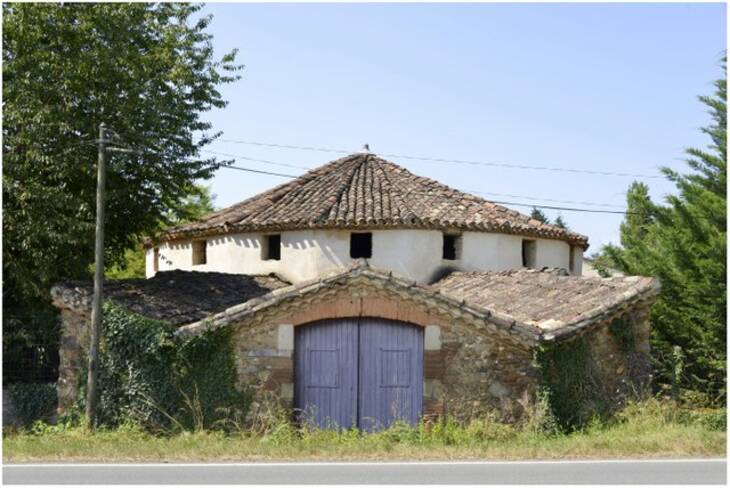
[
  {"left": 535, "top": 319, "right": 644, "bottom": 431},
  {"left": 6, "top": 382, "right": 57, "bottom": 428},
  {"left": 77, "top": 303, "right": 249, "bottom": 431},
  {"left": 608, "top": 317, "right": 636, "bottom": 352},
  {"left": 534, "top": 337, "right": 605, "bottom": 431}
]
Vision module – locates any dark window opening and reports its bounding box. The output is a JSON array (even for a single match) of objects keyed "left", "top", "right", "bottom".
[
  {"left": 350, "top": 232, "right": 372, "bottom": 259},
  {"left": 153, "top": 247, "right": 160, "bottom": 273},
  {"left": 522, "top": 239, "right": 536, "bottom": 268},
  {"left": 192, "top": 240, "right": 207, "bottom": 265},
  {"left": 442, "top": 234, "right": 460, "bottom": 260},
  {"left": 263, "top": 234, "right": 281, "bottom": 261},
  {"left": 569, "top": 246, "right": 576, "bottom": 274}
]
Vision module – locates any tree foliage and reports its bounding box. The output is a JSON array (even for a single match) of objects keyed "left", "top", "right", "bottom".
[
  {"left": 106, "top": 185, "right": 216, "bottom": 279},
  {"left": 2, "top": 3, "right": 241, "bottom": 307},
  {"left": 601, "top": 62, "right": 726, "bottom": 405},
  {"left": 530, "top": 207, "right": 550, "bottom": 224},
  {"left": 2, "top": 4, "right": 240, "bottom": 383},
  {"left": 81, "top": 303, "right": 248, "bottom": 431},
  {"left": 554, "top": 215, "right": 568, "bottom": 229},
  {"left": 530, "top": 206, "right": 569, "bottom": 229}
]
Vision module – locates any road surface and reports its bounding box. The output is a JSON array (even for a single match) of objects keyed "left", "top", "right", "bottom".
[{"left": 3, "top": 459, "right": 726, "bottom": 485}]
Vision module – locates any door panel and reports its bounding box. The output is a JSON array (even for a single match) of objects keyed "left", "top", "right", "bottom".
[
  {"left": 294, "top": 319, "right": 358, "bottom": 429},
  {"left": 358, "top": 318, "right": 424, "bottom": 431}
]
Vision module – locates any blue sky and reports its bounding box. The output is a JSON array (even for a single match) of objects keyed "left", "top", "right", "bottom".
[{"left": 197, "top": 2, "right": 725, "bottom": 252}]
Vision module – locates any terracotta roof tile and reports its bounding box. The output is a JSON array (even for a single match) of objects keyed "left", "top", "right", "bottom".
[
  {"left": 51, "top": 270, "right": 289, "bottom": 326},
  {"left": 432, "top": 268, "right": 659, "bottom": 333},
  {"left": 53, "top": 265, "right": 658, "bottom": 343},
  {"left": 159, "top": 154, "right": 588, "bottom": 248}
]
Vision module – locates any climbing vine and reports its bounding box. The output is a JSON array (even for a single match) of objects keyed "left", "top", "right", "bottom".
[
  {"left": 77, "top": 302, "right": 249, "bottom": 431},
  {"left": 534, "top": 337, "right": 606, "bottom": 431},
  {"left": 608, "top": 316, "right": 636, "bottom": 352}
]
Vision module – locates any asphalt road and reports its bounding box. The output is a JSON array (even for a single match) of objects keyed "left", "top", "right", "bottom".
[{"left": 3, "top": 459, "right": 726, "bottom": 485}]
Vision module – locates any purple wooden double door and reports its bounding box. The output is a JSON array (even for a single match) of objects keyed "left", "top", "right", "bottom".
[{"left": 294, "top": 317, "right": 424, "bottom": 431}]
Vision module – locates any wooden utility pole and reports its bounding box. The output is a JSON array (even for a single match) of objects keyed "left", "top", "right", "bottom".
[{"left": 86, "top": 122, "right": 108, "bottom": 430}]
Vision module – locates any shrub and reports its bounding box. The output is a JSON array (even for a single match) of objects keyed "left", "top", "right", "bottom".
[
  {"left": 608, "top": 317, "right": 635, "bottom": 352},
  {"left": 534, "top": 338, "right": 605, "bottom": 431},
  {"left": 7, "top": 382, "right": 57, "bottom": 428},
  {"left": 78, "top": 303, "right": 249, "bottom": 432},
  {"left": 699, "top": 410, "right": 727, "bottom": 431}
]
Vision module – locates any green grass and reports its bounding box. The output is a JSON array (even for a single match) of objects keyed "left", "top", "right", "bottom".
[{"left": 3, "top": 400, "right": 725, "bottom": 462}]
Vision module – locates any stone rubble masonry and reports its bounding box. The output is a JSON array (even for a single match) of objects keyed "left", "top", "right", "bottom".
[
  {"left": 51, "top": 263, "right": 658, "bottom": 421},
  {"left": 54, "top": 306, "right": 91, "bottom": 415},
  {"left": 230, "top": 278, "right": 536, "bottom": 421}
]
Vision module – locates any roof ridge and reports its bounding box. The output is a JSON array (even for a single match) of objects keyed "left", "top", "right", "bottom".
[{"left": 314, "top": 155, "right": 365, "bottom": 224}]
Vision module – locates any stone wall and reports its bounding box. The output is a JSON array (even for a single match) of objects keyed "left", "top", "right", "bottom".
[
  {"left": 228, "top": 279, "right": 538, "bottom": 422},
  {"left": 54, "top": 306, "right": 90, "bottom": 415},
  {"left": 51, "top": 273, "right": 653, "bottom": 424},
  {"left": 583, "top": 303, "right": 653, "bottom": 400}
]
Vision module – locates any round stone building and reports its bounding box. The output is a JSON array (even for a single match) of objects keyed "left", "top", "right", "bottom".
[{"left": 145, "top": 153, "right": 588, "bottom": 283}]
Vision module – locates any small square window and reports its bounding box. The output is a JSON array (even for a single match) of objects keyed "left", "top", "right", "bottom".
[
  {"left": 350, "top": 232, "right": 372, "bottom": 259},
  {"left": 522, "top": 239, "right": 536, "bottom": 268},
  {"left": 442, "top": 234, "right": 461, "bottom": 260},
  {"left": 263, "top": 234, "right": 281, "bottom": 261},
  {"left": 192, "top": 240, "right": 207, "bottom": 265}
]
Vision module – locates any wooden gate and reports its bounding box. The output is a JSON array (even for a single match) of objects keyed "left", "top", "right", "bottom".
[{"left": 294, "top": 317, "right": 423, "bottom": 430}]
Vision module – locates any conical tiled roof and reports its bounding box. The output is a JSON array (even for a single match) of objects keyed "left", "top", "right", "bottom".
[{"left": 160, "top": 153, "right": 589, "bottom": 248}]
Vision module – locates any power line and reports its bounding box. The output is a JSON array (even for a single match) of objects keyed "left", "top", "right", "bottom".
[
  {"left": 467, "top": 190, "right": 626, "bottom": 209},
  {"left": 218, "top": 138, "right": 664, "bottom": 179},
  {"left": 212, "top": 149, "right": 627, "bottom": 209},
  {"left": 215, "top": 161, "right": 635, "bottom": 215},
  {"left": 103, "top": 140, "right": 636, "bottom": 215},
  {"left": 220, "top": 139, "right": 350, "bottom": 155},
  {"left": 219, "top": 163, "right": 298, "bottom": 178},
  {"left": 200, "top": 149, "right": 311, "bottom": 170},
  {"left": 488, "top": 201, "right": 631, "bottom": 215}
]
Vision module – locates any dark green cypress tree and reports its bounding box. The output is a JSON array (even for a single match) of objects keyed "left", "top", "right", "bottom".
[
  {"left": 530, "top": 207, "right": 550, "bottom": 224},
  {"left": 602, "top": 61, "right": 726, "bottom": 405},
  {"left": 554, "top": 215, "right": 568, "bottom": 229}
]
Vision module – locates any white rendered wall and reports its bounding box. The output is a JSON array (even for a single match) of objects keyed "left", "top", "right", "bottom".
[
  {"left": 147, "top": 229, "right": 583, "bottom": 282},
  {"left": 535, "top": 239, "right": 571, "bottom": 271}
]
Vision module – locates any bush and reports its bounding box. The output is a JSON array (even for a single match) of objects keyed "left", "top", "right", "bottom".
[
  {"left": 699, "top": 410, "right": 727, "bottom": 431},
  {"left": 78, "top": 303, "right": 249, "bottom": 432},
  {"left": 7, "top": 382, "right": 57, "bottom": 427},
  {"left": 534, "top": 338, "right": 606, "bottom": 431}
]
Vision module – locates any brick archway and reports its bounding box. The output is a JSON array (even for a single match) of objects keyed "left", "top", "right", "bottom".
[{"left": 281, "top": 295, "right": 448, "bottom": 329}]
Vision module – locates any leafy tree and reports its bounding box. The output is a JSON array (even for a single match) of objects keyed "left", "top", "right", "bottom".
[
  {"left": 165, "top": 184, "right": 217, "bottom": 226},
  {"left": 2, "top": 3, "right": 241, "bottom": 381},
  {"left": 554, "top": 215, "right": 568, "bottom": 229},
  {"left": 106, "top": 185, "right": 216, "bottom": 279},
  {"left": 601, "top": 61, "right": 726, "bottom": 405},
  {"left": 3, "top": 3, "right": 241, "bottom": 306},
  {"left": 530, "top": 207, "right": 550, "bottom": 224},
  {"left": 105, "top": 248, "right": 148, "bottom": 281}
]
